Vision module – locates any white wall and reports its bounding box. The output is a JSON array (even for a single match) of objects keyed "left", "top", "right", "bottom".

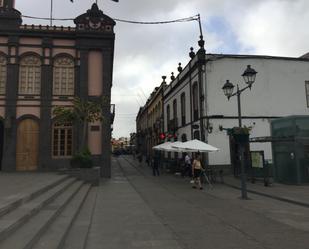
[
  {"left": 207, "top": 58, "right": 309, "bottom": 117},
  {"left": 206, "top": 57, "right": 309, "bottom": 165},
  {"left": 208, "top": 118, "right": 273, "bottom": 165}
]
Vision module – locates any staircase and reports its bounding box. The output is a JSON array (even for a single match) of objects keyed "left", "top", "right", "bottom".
[{"left": 0, "top": 174, "right": 97, "bottom": 249}]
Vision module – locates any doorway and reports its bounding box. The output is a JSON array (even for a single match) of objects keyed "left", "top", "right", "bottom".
[
  {"left": 16, "top": 119, "right": 39, "bottom": 171},
  {"left": 229, "top": 135, "right": 251, "bottom": 176}
]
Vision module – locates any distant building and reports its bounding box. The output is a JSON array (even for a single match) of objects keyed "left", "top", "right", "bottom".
[
  {"left": 129, "top": 132, "right": 136, "bottom": 146},
  {"left": 140, "top": 36, "right": 309, "bottom": 173},
  {"left": 111, "top": 137, "right": 132, "bottom": 153},
  {"left": 0, "top": 1, "right": 116, "bottom": 177},
  {"left": 145, "top": 83, "right": 166, "bottom": 158},
  {"left": 136, "top": 82, "right": 166, "bottom": 160},
  {"left": 136, "top": 106, "right": 148, "bottom": 158}
]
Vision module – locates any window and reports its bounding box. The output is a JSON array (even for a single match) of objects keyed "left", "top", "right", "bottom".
[
  {"left": 52, "top": 122, "right": 73, "bottom": 157},
  {"left": 306, "top": 81, "right": 309, "bottom": 107},
  {"left": 181, "top": 93, "right": 186, "bottom": 126},
  {"left": 53, "top": 57, "right": 74, "bottom": 96},
  {"left": 173, "top": 99, "right": 177, "bottom": 119},
  {"left": 0, "top": 55, "right": 6, "bottom": 95},
  {"left": 19, "top": 55, "right": 41, "bottom": 95},
  {"left": 166, "top": 105, "right": 170, "bottom": 131},
  {"left": 193, "top": 130, "right": 200, "bottom": 140},
  {"left": 192, "top": 83, "right": 199, "bottom": 121},
  {"left": 173, "top": 99, "right": 178, "bottom": 129}
]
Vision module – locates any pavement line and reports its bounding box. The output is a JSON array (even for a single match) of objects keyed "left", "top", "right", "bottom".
[{"left": 224, "top": 182, "right": 309, "bottom": 208}]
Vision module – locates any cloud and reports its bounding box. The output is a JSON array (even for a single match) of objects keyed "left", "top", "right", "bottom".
[
  {"left": 14, "top": 0, "right": 309, "bottom": 138},
  {"left": 229, "top": 0, "right": 309, "bottom": 56}
]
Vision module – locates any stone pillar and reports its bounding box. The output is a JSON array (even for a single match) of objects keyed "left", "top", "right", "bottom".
[
  {"left": 75, "top": 49, "right": 88, "bottom": 153},
  {"left": 79, "top": 50, "right": 88, "bottom": 100},
  {"left": 101, "top": 50, "right": 112, "bottom": 178},
  {"left": 2, "top": 62, "right": 18, "bottom": 171},
  {"left": 38, "top": 64, "right": 52, "bottom": 170}
]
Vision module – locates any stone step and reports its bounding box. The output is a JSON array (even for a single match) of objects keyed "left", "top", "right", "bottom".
[
  {"left": 0, "top": 175, "right": 70, "bottom": 218},
  {"left": 32, "top": 184, "right": 92, "bottom": 249},
  {"left": 62, "top": 187, "right": 98, "bottom": 249},
  {"left": 0, "top": 177, "right": 76, "bottom": 242},
  {"left": 0, "top": 180, "right": 84, "bottom": 249}
]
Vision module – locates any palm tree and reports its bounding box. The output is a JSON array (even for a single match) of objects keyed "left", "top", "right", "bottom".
[{"left": 53, "top": 97, "right": 105, "bottom": 152}]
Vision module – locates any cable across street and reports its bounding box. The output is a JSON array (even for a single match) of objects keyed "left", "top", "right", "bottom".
[{"left": 21, "top": 14, "right": 200, "bottom": 25}]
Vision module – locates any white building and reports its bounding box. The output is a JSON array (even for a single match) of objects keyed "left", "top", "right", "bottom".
[{"left": 163, "top": 39, "right": 309, "bottom": 170}]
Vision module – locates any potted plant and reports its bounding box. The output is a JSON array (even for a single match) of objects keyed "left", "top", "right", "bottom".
[
  {"left": 229, "top": 126, "right": 252, "bottom": 143},
  {"left": 70, "top": 147, "right": 93, "bottom": 169}
]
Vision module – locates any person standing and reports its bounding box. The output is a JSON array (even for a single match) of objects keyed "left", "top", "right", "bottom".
[
  {"left": 192, "top": 153, "right": 204, "bottom": 189},
  {"left": 182, "top": 153, "right": 192, "bottom": 177},
  {"left": 152, "top": 153, "right": 160, "bottom": 176}
]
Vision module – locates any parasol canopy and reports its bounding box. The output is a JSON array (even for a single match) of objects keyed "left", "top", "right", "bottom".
[
  {"left": 153, "top": 141, "right": 184, "bottom": 151},
  {"left": 171, "top": 139, "right": 219, "bottom": 152}
]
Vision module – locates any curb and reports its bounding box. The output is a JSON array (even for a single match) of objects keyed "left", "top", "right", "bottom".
[{"left": 224, "top": 182, "right": 309, "bottom": 208}]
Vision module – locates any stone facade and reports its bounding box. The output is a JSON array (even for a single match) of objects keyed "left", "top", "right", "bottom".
[{"left": 0, "top": 1, "right": 115, "bottom": 177}]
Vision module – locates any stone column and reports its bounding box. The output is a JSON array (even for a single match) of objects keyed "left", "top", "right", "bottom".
[
  {"left": 101, "top": 50, "right": 113, "bottom": 178},
  {"left": 38, "top": 64, "right": 52, "bottom": 170},
  {"left": 2, "top": 63, "right": 18, "bottom": 171}
]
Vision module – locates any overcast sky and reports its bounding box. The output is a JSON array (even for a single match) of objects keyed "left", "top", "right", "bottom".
[{"left": 16, "top": 0, "right": 309, "bottom": 138}]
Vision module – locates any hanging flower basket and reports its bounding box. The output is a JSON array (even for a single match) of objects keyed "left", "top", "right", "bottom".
[
  {"left": 233, "top": 133, "right": 249, "bottom": 143},
  {"left": 229, "top": 126, "right": 251, "bottom": 143}
]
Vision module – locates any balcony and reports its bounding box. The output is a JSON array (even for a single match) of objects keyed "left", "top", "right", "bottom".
[
  {"left": 169, "top": 118, "right": 179, "bottom": 132},
  {"left": 193, "top": 109, "right": 199, "bottom": 122},
  {"left": 181, "top": 116, "right": 186, "bottom": 126},
  {"left": 153, "top": 118, "right": 163, "bottom": 133}
]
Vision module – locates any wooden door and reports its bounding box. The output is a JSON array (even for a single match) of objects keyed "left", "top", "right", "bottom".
[{"left": 16, "top": 119, "right": 39, "bottom": 171}]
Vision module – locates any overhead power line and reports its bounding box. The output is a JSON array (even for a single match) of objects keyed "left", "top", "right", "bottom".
[
  {"left": 114, "top": 15, "right": 199, "bottom": 25},
  {"left": 21, "top": 14, "right": 199, "bottom": 25},
  {"left": 22, "top": 15, "right": 73, "bottom": 21},
  {"left": 21, "top": 13, "right": 203, "bottom": 37}
]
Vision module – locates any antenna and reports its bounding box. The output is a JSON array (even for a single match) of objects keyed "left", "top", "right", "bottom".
[{"left": 50, "top": 0, "right": 53, "bottom": 26}]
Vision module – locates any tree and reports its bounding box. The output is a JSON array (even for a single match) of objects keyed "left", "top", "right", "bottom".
[{"left": 53, "top": 97, "right": 105, "bottom": 152}]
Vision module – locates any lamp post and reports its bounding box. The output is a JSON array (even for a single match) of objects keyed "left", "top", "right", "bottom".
[{"left": 222, "top": 65, "right": 257, "bottom": 199}]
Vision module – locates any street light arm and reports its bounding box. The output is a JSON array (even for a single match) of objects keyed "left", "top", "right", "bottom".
[{"left": 229, "top": 84, "right": 251, "bottom": 98}]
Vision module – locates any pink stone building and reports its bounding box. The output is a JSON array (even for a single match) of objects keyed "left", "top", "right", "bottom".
[{"left": 0, "top": 0, "right": 115, "bottom": 177}]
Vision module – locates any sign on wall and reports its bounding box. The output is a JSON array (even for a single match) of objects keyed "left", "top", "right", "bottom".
[{"left": 251, "top": 151, "right": 264, "bottom": 168}]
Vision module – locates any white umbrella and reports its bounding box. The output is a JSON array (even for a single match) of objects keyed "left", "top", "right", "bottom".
[
  {"left": 153, "top": 142, "right": 172, "bottom": 151},
  {"left": 165, "top": 141, "right": 183, "bottom": 152},
  {"left": 172, "top": 139, "right": 219, "bottom": 152},
  {"left": 153, "top": 141, "right": 184, "bottom": 152}
]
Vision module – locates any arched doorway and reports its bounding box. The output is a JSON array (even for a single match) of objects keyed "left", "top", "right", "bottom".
[
  {"left": 16, "top": 119, "right": 39, "bottom": 171},
  {"left": 0, "top": 119, "right": 3, "bottom": 170}
]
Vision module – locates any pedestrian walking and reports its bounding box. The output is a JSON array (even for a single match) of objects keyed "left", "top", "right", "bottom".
[
  {"left": 138, "top": 153, "right": 142, "bottom": 164},
  {"left": 192, "top": 153, "right": 204, "bottom": 190},
  {"left": 152, "top": 153, "right": 160, "bottom": 176},
  {"left": 182, "top": 153, "right": 192, "bottom": 177}
]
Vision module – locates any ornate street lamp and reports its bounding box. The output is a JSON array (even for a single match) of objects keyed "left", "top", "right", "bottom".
[
  {"left": 222, "top": 65, "right": 257, "bottom": 200},
  {"left": 222, "top": 80, "right": 235, "bottom": 99},
  {"left": 242, "top": 65, "right": 258, "bottom": 88}
]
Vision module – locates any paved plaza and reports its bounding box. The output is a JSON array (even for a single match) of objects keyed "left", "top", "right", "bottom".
[
  {"left": 85, "top": 156, "right": 309, "bottom": 249},
  {"left": 0, "top": 157, "right": 308, "bottom": 249}
]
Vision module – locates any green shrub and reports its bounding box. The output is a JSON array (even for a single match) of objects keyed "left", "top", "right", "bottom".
[{"left": 70, "top": 148, "right": 93, "bottom": 168}]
